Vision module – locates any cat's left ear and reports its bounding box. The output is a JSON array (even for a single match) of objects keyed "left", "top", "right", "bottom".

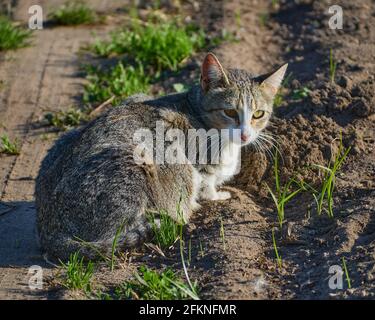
[
  {"left": 260, "top": 63, "right": 288, "bottom": 99},
  {"left": 201, "top": 53, "right": 230, "bottom": 92}
]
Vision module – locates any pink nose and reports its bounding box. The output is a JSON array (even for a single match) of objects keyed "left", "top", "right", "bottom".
[{"left": 241, "top": 133, "right": 249, "bottom": 142}]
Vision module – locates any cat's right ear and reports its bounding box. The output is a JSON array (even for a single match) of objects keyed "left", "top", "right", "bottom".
[
  {"left": 260, "top": 63, "right": 288, "bottom": 99},
  {"left": 200, "top": 53, "right": 230, "bottom": 92}
]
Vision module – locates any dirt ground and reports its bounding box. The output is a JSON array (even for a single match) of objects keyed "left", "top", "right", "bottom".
[{"left": 0, "top": 0, "right": 374, "bottom": 300}]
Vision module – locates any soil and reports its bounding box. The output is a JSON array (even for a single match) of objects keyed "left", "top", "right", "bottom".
[{"left": 0, "top": 0, "right": 374, "bottom": 300}]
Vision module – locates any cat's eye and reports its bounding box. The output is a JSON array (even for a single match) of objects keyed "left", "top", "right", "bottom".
[
  {"left": 223, "top": 109, "right": 238, "bottom": 119},
  {"left": 252, "top": 110, "right": 265, "bottom": 119}
]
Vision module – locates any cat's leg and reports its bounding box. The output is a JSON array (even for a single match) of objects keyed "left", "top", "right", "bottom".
[{"left": 200, "top": 174, "right": 231, "bottom": 201}]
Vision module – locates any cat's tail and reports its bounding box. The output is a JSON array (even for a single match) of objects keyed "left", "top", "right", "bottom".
[{"left": 40, "top": 218, "right": 153, "bottom": 263}]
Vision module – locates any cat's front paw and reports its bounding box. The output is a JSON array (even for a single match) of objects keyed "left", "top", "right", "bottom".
[{"left": 215, "top": 191, "right": 231, "bottom": 200}]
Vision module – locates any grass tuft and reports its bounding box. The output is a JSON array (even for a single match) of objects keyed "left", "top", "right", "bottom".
[
  {"left": 0, "top": 134, "right": 20, "bottom": 155},
  {"left": 91, "top": 21, "right": 205, "bottom": 73},
  {"left": 342, "top": 257, "right": 352, "bottom": 289},
  {"left": 0, "top": 16, "right": 31, "bottom": 51},
  {"left": 147, "top": 209, "right": 184, "bottom": 250},
  {"left": 44, "top": 108, "right": 87, "bottom": 130},
  {"left": 83, "top": 63, "right": 150, "bottom": 105},
  {"left": 311, "top": 135, "right": 351, "bottom": 218},
  {"left": 49, "top": 1, "right": 97, "bottom": 26},
  {"left": 60, "top": 252, "right": 94, "bottom": 292},
  {"left": 272, "top": 228, "right": 282, "bottom": 269},
  {"left": 266, "top": 150, "right": 303, "bottom": 227},
  {"left": 329, "top": 48, "right": 337, "bottom": 84},
  {"left": 115, "top": 266, "right": 198, "bottom": 300}
]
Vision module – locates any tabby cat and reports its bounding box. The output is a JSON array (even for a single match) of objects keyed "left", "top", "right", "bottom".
[{"left": 35, "top": 53, "right": 287, "bottom": 260}]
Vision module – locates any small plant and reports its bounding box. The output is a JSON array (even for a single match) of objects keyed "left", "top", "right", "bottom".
[
  {"left": 115, "top": 266, "right": 198, "bottom": 300},
  {"left": 342, "top": 257, "right": 352, "bottom": 289},
  {"left": 60, "top": 252, "right": 94, "bottom": 292},
  {"left": 83, "top": 62, "right": 150, "bottom": 105},
  {"left": 272, "top": 228, "right": 282, "bottom": 269},
  {"left": 147, "top": 209, "right": 184, "bottom": 250},
  {"left": 292, "top": 86, "right": 311, "bottom": 100},
  {"left": 49, "top": 1, "right": 97, "bottom": 26},
  {"left": 219, "top": 217, "right": 226, "bottom": 251},
  {"left": 0, "top": 16, "right": 31, "bottom": 51},
  {"left": 44, "top": 108, "right": 87, "bottom": 130},
  {"left": 311, "top": 136, "right": 351, "bottom": 218},
  {"left": 259, "top": 12, "right": 270, "bottom": 27},
  {"left": 329, "top": 49, "right": 337, "bottom": 84},
  {"left": 109, "top": 223, "right": 125, "bottom": 271},
  {"left": 0, "top": 134, "right": 20, "bottom": 155},
  {"left": 266, "top": 150, "right": 303, "bottom": 227},
  {"left": 235, "top": 9, "right": 242, "bottom": 27},
  {"left": 173, "top": 83, "right": 188, "bottom": 93}
]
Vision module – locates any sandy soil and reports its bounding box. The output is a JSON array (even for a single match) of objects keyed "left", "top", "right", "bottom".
[{"left": 0, "top": 0, "right": 374, "bottom": 299}]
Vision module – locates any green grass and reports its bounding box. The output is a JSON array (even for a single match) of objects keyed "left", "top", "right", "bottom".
[
  {"left": 266, "top": 150, "right": 303, "bottom": 227},
  {"left": 311, "top": 136, "right": 351, "bottom": 218},
  {"left": 60, "top": 252, "right": 94, "bottom": 292},
  {"left": 259, "top": 12, "right": 270, "bottom": 27},
  {"left": 44, "top": 108, "right": 88, "bottom": 130},
  {"left": 115, "top": 266, "right": 198, "bottom": 300},
  {"left": 91, "top": 21, "right": 205, "bottom": 73},
  {"left": 49, "top": 1, "right": 98, "bottom": 26},
  {"left": 147, "top": 209, "right": 184, "bottom": 250},
  {"left": 83, "top": 63, "right": 150, "bottom": 105},
  {"left": 342, "top": 257, "right": 352, "bottom": 289},
  {"left": 0, "top": 16, "right": 31, "bottom": 51},
  {"left": 0, "top": 134, "right": 20, "bottom": 155},
  {"left": 292, "top": 86, "right": 311, "bottom": 100},
  {"left": 329, "top": 49, "right": 337, "bottom": 84},
  {"left": 272, "top": 228, "right": 282, "bottom": 269},
  {"left": 173, "top": 83, "right": 188, "bottom": 93}
]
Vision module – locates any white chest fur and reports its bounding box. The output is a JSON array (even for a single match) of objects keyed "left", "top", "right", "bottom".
[{"left": 216, "top": 143, "right": 241, "bottom": 184}]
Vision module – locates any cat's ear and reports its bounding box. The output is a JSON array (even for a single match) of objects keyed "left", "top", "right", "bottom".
[
  {"left": 260, "top": 63, "right": 288, "bottom": 98},
  {"left": 200, "top": 53, "right": 230, "bottom": 92}
]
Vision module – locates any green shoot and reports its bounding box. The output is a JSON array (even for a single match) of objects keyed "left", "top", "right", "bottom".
[
  {"left": 109, "top": 222, "right": 125, "bottom": 271},
  {"left": 59, "top": 252, "right": 94, "bottom": 292},
  {"left": 329, "top": 49, "right": 337, "bottom": 84},
  {"left": 147, "top": 209, "right": 184, "bottom": 250},
  {"left": 173, "top": 83, "right": 188, "bottom": 93},
  {"left": 342, "top": 257, "right": 352, "bottom": 289},
  {"left": 115, "top": 266, "right": 198, "bottom": 300},
  {"left": 259, "top": 12, "right": 270, "bottom": 27},
  {"left": 266, "top": 150, "right": 303, "bottom": 227},
  {"left": 292, "top": 86, "right": 311, "bottom": 100},
  {"left": 312, "top": 135, "right": 351, "bottom": 218},
  {"left": 0, "top": 134, "right": 20, "bottom": 155},
  {"left": 272, "top": 228, "right": 282, "bottom": 269},
  {"left": 178, "top": 219, "right": 200, "bottom": 300},
  {"left": 219, "top": 217, "right": 226, "bottom": 251},
  {"left": 44, "top": 108, "right": 87, "bottom": 130}
]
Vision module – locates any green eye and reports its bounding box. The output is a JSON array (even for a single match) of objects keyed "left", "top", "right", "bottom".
[
  {"left": 223, "top": 109, "right": 238, "bottom": 119},
  {"left": 252, "top": 110, "right": 265, "bottom": 119}
]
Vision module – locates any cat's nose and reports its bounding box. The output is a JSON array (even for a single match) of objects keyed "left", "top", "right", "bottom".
[{"left": 241, "top": 133, "right": 250, "bottom": 142}]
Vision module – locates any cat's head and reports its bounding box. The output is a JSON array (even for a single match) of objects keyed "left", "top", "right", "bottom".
[{"left": 199, "top": 53, "right": 287, "bottom": 146}]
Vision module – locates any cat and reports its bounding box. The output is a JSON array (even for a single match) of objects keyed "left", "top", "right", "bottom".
[{"left": 35, "top": 53, "right": 287, "bottom": 261}]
